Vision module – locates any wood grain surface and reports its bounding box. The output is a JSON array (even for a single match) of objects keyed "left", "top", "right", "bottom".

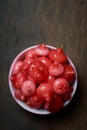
[{"left": 0, "top": 0, "right": 87, "bottom": 130}]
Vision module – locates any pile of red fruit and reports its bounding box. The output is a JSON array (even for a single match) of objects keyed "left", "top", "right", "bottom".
[{"left": 10, "top": 44, "right": 76, "bottom": 113}]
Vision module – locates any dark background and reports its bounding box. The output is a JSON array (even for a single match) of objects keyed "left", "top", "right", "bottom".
[{"left": 0, "top": 0, "right": 87, "bottom": 130}]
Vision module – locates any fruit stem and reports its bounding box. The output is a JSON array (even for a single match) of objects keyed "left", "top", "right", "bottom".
[{"left": 60, "top": 44, "right": 63, "bottom": 48}]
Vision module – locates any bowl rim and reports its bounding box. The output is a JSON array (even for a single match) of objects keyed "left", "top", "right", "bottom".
[{"left": 8, "top": 45, "right": 78, "bottom": 115}]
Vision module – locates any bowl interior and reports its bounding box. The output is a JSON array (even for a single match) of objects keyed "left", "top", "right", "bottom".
[{"left": 8, "top": 45, "right": 78, "bottom": 115}]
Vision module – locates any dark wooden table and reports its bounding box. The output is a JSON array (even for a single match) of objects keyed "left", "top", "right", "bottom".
[{"left": 0, "top": 0, "right": 87, "bottom": 130}]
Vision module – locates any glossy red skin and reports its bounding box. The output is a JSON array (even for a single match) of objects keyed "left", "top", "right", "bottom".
[
  {"left": 49, "top": 62, "right": 64, "bottom": 76},
  {"left": 21, "top": 80, "right": 36, "bottom": 97},
  {"left": 24, "top": 58, "right": 33, "bottom": 67},
  {"left": 49, "top": 48, "right": 67, "bottom": 63},
  {"left": 11, "top": 72, "right": 26, "bottom": 89},
  {"left": 61, "top": 86, "right": 74, "bottom": 101},
  {"left": 38, "top": 56, "right": 52, "bottom": 68},
  {"left": 36, "top": 83, "right": 54, "bottom": 102},
  {"left": 60, "top": 64, "right": 76, "bottom": 83},
  {"left": 14, "top": 89, "right": 27, "bottom": 101},
  {"left": 25, "top": 49, "right": 37, "bottom": 59},
  {"left": 46, "top": 75, "right": 55, "bottom": 85},
  {"left": 43, "top": 102, "right": 50, "bottom": 110},
  {"left": 12, "top": 61, "right": 24, "bottom": 75},
  {"left": 26, "top": 93, "right": 44, "bottom": 109},
  {"left": 28, "top": 60, "right": 48, "bottom": 82},
  {"left": 28, "top": 75, "right": 38, "bottom": 85},
  {"left": 53, "top": 78, "right": 69, "bottom": 94},
  {"left": 49, "top": 94, "right": 63, "bottom": 113},
  {"left": 61, "top": 89, "right": 71, "bottom": 101},
  {"left": 35, "top": 44, "right": 49, "bottom": 56},
  {"left": 69, "top": 86, "right": 73, "bottom": 93}
]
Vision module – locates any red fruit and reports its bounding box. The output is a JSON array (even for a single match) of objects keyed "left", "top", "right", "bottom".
[
  {"left": 62, "top": 86, "right": 74, "bottom": 101},
  {"left": 35, "top": 44, "right": 49, "bottom": 56},
  {"left": 69, "top": 86, "right": 73, "bottom": 93},
  {"left": 28, "top": 59, "right": 48, "bottom": 82},
  {"left": 12, "top": 61, "right": 24, "bottom": 74},
  {"left": 14, "top": 89, "right": 26, "bottom": 101},
  {"left": 21, "top": 80, "right": 36, "bottom": 97},
  {"left": 24, "top": 58, "right": 33, "bottom": 66},
  {"left": 49, "top": 48, "right": 67, "bottom": 63},
  {"left": 27, "top": 93, "right": 44, "bottom": 109},
  {"left": 49, "top": 94, "right": 63, "bottom": 113},
  {"left": 25, "top": 49, "right": 37, "bottom": 59},
  {"left": 36, "top": 83, "right": 54, "bottom": 102},
  {"left": 22, "top": 58, "right": 34, "bottom": 76},
  {"left": 38, "top": 56, "right": 52, "bottom": 68},
  {"left": 43, "top": 102, "right": 50, "bottom": 110},
  {"left": 49, "top": 62, "right": 64, "bottom": 76},
  {"left": 28, "top": 75, "right": 38, "bottom": 85},
  {"left": 61, "top": 64, "right": 76, "bottom": 83},
  {"left": 11, "top": 72, "right": 26, "bottom": 89},
  {"left": 46, "top": 75, "right": 55, "bottom": 85},
  {"left": 53, "top": 78, "right": 69, "bottom": 94},
  {"left": 10, "top": 44, "right": 76, "bottom": 113},
  {"left": 62, "top": 89, "right": 71, "bottom": 101}
]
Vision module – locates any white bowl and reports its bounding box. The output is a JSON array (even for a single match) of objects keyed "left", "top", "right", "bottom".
[{"left": 8, "top": 45, "right": 78, "bottom": 115}]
